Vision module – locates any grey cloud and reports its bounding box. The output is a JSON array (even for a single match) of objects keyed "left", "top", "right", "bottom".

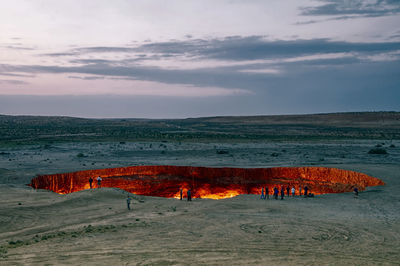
[
  {"left": 67, "top": 75, "right": 106, "bottom": 80},
  {"left": 42, "top": 47, "right": 136, "bottom": 57},
  {"left": 295, "top": 14, "right": 375, "bottom": 25},
  {"left": 74, "top": 46, "right": 135, "bottom": 53},
  {"left": 7, "top": 52, "right": 400, "bottom": 94},
  {"left": 42, "top": 37, "right": 400, "bottom": 63},
  {"left": 0, "top": 72, "right": 35, "bottom": 78},
  {"left": 301, "top": 0, "right": 400, "bottom": 17},
  {"left": 135, "top": 37, "right": 400, "bottom": 61},
  {"left": 5, "top": 37, "right": 399, "bottom": 104},
  {"left": 2, "top": 45, "right": 35, "bottom": 50},
  {"left": 42, "top": 52, "right": 78, "bottom": 57},
  {"left": 69, "top": 59, "right": 116, "bottom": 65},
  {"left": 0, "top": 79, "right": 28, "bottom": 85}
]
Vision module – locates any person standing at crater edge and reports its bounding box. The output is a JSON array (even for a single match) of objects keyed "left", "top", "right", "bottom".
[
  {"left": 353, "top": 187, "right": 359, "bottom": 198},
  {"left": 89, "top": 177, "right": 93, "bottom": 189},
  {"left": 273, "top": 187, "right": 279, "bottom": 200},
  {"left": 126, "top": 195, "right": 131, "bottom": 210},
  {"left": 265, "top": 187, "right": 269, "bottom": 199},
  {"left": 97, "top": 176, "right": 102, "bottom": 188}
]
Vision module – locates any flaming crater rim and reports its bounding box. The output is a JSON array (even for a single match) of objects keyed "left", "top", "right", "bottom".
[{"left": 29, "top": 165, "right": 385, "bottom": 199}]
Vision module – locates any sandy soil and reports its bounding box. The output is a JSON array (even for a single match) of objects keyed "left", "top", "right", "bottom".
[
  {"left": 0, "top": 133, "right": 399, "bottom": 265},
  {"left": 0, "top": 162, "right": 398, "bottom": 265}
]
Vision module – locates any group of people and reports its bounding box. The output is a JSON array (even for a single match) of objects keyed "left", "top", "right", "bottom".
[
  {"left": 261, "top": 186, "right": 312, "bottom": 200},
  {"left": 87, "top": 177, "right": 360, "bottom": 211},
  {"left": 88, "top": 176, "right": 102, "bottom": 189}
]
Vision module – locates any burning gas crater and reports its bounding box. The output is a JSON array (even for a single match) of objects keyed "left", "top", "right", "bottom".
[{"left": 30, "top": 166, "right": 384, "bottom": 199}]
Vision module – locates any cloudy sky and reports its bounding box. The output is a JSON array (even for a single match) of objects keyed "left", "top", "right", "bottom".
[{"left": 1, "top": 0, "right": 399, "bottom": 118}]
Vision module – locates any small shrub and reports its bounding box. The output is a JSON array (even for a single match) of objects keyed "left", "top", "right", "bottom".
[
  {"left": 76, "top": 153, "right": 85, "bottom": 158},
  {"left": 368, "top": 148, "right": 388, "bottom": 154},
  {"left": 271, "top": 153, "right": 279, "bottom": 157},
  {"left": 216, "top": 150, "right": 229, "bottom": 154},
  {"left": 390, "top": 144, "right": 396, "bottom": 148}
]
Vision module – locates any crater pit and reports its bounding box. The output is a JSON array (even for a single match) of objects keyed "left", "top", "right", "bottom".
[{"left": 29, "top": 166, "right": 384, "bottom": 199}]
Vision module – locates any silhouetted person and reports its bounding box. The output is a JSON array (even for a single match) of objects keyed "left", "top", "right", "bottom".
[
  {"left": 126, "top": 196, "right": 131, "bottom": 210},
  {"left": 286, "top": 187, "right": 290, "bottom": 197},
  {"left": 261, "top": 187, "right": 265, "bottom": 200},
  {"left": 265, "top": 187, "right": 269, "bottom": 199},
  {"left": 89, "top": 177, "right": 93, "bottom": 189},
  {"left": 304, "top": 186, "right": 308, "bottom": 197},
  {"left": 273, "top": 187, "right": 279, "bottom": 200},
  {"left": 299, "top": 187, "right": 302, "bottom": 197},
  {"left": 291, "top": 187, "right": 295, "bottom": 197},
  {"left": 353, "top": 187, "right": 359, "bottom": 197},
  {"left": 180, "top": 188, "right": 183, "bottom": 200},
  {"left": 97, "top": 176, "right": 102, "bottom": 188},
  {"left": 187, "top": 189, "right": 191, "bottom": 201},
  {"left": 280, "top": 187, "right": 285, "bottom": 200}
]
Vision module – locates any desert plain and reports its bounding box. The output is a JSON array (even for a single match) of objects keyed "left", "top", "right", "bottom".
[{"left": 0, "top": 112, "right": 399, "bottom": 265}]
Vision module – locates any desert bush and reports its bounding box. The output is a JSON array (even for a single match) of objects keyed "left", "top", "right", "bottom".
[
  {"left": 76, "top": 153, "right": 85, "bottom": 158},
  {"left": 0, "top": 246, "right": 7, "bottom": 257},
  {"left": 216, "top": 150, "right": 229, "bottom": 154},
  {"left": 368, "top": 148, "right": 388, "bottom": 154}
]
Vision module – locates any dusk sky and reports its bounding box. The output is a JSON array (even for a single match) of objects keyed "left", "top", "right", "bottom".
[{"left": 1, "top": 0, "right": 399, "bottom": 118}]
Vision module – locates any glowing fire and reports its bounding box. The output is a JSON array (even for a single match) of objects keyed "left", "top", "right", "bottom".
[
  {"left": 198, "top": 190, "right": 242, "bottom": 199},
  {"left": 29, "top": 165, "right": 385, "bottom": 199}
]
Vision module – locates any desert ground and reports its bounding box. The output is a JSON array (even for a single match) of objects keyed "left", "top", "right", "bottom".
[{"left": 0, "top": 112, "right": 399, "bottom": 265}]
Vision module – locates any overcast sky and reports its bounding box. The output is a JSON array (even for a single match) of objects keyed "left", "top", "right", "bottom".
[{"left": 0, "top": 0, "right": 399, "bottom": 118}]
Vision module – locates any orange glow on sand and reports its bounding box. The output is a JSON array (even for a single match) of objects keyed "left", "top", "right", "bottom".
[{"left": 29, "top": 165, "right": 385, "bottom": 199}]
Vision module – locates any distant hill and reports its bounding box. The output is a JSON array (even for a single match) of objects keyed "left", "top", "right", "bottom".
[
  {"left": 186, "top": 112, "right": 400, "bottom": 128},
  {"left": 0, "top": 112, "right": 399, "bottom": 143}
]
